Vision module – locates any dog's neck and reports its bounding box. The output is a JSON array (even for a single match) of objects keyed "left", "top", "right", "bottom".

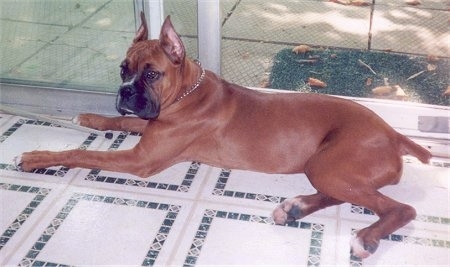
[{"left": 176, "top": 60, "right": 205, "bottom": 102}]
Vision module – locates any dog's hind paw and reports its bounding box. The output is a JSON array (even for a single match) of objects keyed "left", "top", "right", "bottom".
[
  {"left": 272, "top": 205, "right": 289, "bottom": 225},
  {"left": 272, "top": 198, "right": 305, "bottom": 225},
  {"left": 350, "top": 235, "right": 376, "bottom": 259}
]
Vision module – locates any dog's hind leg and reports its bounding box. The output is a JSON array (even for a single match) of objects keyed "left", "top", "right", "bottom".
[
  {"left": 348, "top": 192, "right": 416, "bottom": 258},
  {"left": 304, "top": 142, "right": 415, "bottom": 259},
  {"left": 272, "top": 192, "right": 343, "bottom": 224},
  {"left": 74, "top": 113, "right": 148, "bottom": 133}
]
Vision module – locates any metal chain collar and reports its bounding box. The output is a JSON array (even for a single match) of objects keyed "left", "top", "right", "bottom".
[{"left": 176, "top": 60, "right": 206, "bottom": 102}]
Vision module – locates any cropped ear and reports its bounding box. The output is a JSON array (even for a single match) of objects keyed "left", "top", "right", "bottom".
[
  {"left": 159, "top": 16, "right": 185, "bottom": 65},
  {"left": 133, "top": 11, "right": 148, "bottom": 43}
]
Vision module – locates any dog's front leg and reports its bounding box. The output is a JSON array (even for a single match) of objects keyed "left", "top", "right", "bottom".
[
  {"left": 74, "top": 113, "right": 148, "bottom": 133},
  {"left": 17, "top": 148, "right": 156, "bottom": 178}
]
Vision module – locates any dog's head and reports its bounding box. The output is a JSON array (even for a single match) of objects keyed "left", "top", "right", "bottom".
[{"left": 116, "top": 12, "right": 186, "bottom": 120}]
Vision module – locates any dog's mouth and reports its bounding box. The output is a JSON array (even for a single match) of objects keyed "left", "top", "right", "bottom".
[
  {"left": 115, "top": 86, "right": 160, "bottom": 120},
  {"left": 116, "top": 105, "right": 135, "bottom": 116}
]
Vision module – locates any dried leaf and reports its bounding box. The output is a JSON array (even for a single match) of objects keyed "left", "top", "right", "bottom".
[
  {"left": 427, "top": 64, "right": 437, "bottom": 72},
  {"left": 372, "top": 85, "right": 406, "bottom": 100},
  {"left": 394, "top": 85, "right": 407, "bottom": 100},
  {"left": 372, "top": 85, "right": 396, "bottom": 95},
  {"left": 307, "top": 77, "right": 327, "bottom": 88},
  {"left": 443, "top": 86, "right": 450, "bottom": 96},
  {"left": 292, "top": 45, "right": 311, "bottom": 54},
  {"left": 365, "top": 77, "right": 372, "bottom": 86}
]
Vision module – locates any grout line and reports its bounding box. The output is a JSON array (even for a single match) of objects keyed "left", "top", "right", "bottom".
[
  {"left": 165, "top": 165, "right": 215, "bottom": 265},
  {"left": 333, "top": 205, "right": 342, "bottom": 263}
]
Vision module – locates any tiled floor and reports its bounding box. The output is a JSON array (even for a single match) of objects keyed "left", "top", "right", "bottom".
[
  {"left": 0, "top": 0, "right": 449, "bottom": 266},
  {"left": 0, "top": 98, "right": 449, "bottom": 266}
]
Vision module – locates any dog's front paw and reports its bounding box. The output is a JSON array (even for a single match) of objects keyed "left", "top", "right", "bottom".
[
  {"left": 14, "top": 154, "right": 24, "bottom": 171},
  {"left": 73, "top": 113, "right": 109, "bottom": 131},
  {"left": 72, "top": 113, "right": 94, "bottom": 128},
  {"left": 272, "top": 198, "right": 305, "bottom": 225},
  {"left": 14, "top": 153, "right": 35, "bottom": 172},
  {"left": 14, "top": 151, "right": 53, "bottom": 172}
]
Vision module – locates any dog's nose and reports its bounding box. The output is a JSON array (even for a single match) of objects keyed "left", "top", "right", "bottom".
[{"left": 119, "top": 85, "right": 135, "bottom": 99}]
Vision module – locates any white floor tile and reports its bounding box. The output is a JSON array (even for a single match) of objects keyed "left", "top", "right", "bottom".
[
  {"left": 3, "top": 186, "right": 193, "bottom": 266},
  {"left": 37, "top": 200, "right": 168, "bottom": 265},
  {"left": 0, "top": 116, "right": 104, "bottom": 182},
  {"left": 0, "top": 177, "right": 66, "bottom": 265},
  {"left": 336, "top": 220, "right": 449, "bottom": 266},
  {"left": 201, "top": 167, "right": 338, "bottom": 217},
  {"left": 170, "top": 203, "right": 338, "bottom": 266},
  {"left": 340, "top": 162, "right": 449, "bottom": 233}
]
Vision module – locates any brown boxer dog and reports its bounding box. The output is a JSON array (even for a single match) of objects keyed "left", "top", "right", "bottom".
[{"left": 18, "top": 13, "right": 431, "bottom": 259}]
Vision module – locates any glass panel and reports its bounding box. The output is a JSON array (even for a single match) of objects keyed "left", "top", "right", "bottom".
[
  {"left": 1, "top": 0, "right": 136, "bottom": 92},
  {"left": 220, "top": 0, "right": 449, "bottom": 106},
  {"left": 2, "top": 0, "right": 448, "bottom": 107}
]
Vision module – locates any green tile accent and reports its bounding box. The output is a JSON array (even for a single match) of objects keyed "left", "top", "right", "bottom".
[
  {"left": 183, "top": 209, "right": 324, "bottom": 267},
  {"left": 84, "top": 131, "right": 201, "bottom": 192},
  {"left": 349, "top": 228, "right": 450, "bottom": 265},
  {"left": 0, "top": 183, "right": 51, "bottom": 250},
  {"left": 213, "top": 169, "right": 287, "bottom": 204},
  {"left": 350, "top": 204, "right": 450, "bottom": 225}
]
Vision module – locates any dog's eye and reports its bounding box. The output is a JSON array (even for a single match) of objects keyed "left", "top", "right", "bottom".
[
  {"left": 120, "top": 68, "right": 126, "bottom": 79},
  {"left": 146, "top": 71, "right": 160, "bottom": 80}
]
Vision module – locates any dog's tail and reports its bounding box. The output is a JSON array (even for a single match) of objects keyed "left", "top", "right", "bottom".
[{"left": 398, "top": 134, "right": 432, "bottom": 164}]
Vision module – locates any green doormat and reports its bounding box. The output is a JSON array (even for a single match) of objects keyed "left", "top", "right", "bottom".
[{"left": 269, "top": 48, "right": 449, "bottom": 106}]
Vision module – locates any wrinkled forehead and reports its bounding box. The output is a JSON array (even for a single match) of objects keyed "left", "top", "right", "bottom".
[{"left": 123, "top": 40, "right": 165, "bottom": 71}]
